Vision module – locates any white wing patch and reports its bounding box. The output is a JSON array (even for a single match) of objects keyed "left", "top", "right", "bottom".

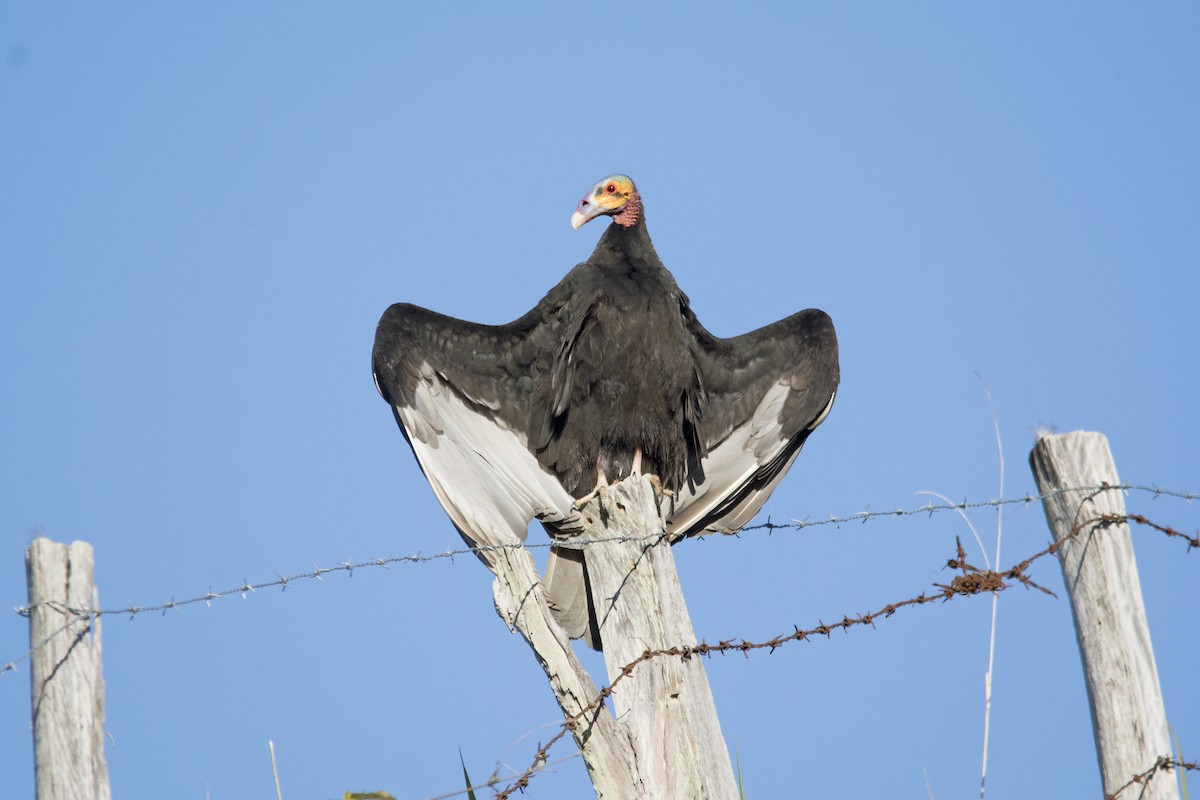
[
  {"left": 396, "top": 362, "right": 578, "bottom": 560},
  {"left": 808, "top": 388, "right": 836, "bottom": 430},
  {"left": 668, "top": 381, "right": 796, "bottom": 536}
]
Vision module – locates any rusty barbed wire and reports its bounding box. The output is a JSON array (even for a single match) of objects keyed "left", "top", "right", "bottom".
[
  {"left": 3, "top": 483, "right": 1195, "bottom": 680},
  {"left": 5, "top": 485, "right": 1197, "bottom": 799},
  {"left": 491, "top": 505, "right": 1197, "bottom": 799},
  {"left": 1107, "top": 756, "right": 1199, "bottom": 799},
  {"left": 1112, "top": 513, "right": 1198, "bottom": 550},
  {"left": 493, "top": 536, "right": 1063, "bottom": 798}
]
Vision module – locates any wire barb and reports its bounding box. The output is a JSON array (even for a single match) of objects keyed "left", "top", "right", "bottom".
[{"left": 1106, "top": 756, "right": 1199, "bottom": 800}]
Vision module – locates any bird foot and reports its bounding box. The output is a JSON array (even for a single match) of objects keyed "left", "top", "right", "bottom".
[
  {"left": 627, "top": 447, "right": 672, "bottom": 500},
  {"left": 645, "top": 473, "right": 674, "bottom": 501},
  {"left": 574, "top": 471, "right": 675, "bottom": 521},
  {"left": 574, "top": 473, "right": 611, "bottom": 513},
  {"left": 644, "top": 473, "right": 676, "bottom": 519}
]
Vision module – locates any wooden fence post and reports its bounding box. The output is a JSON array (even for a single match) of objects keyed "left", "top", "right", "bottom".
[
  {"left": 492, "top": 536, "right": 644, "bottom": 798},
  {"left": 1029, "top": 431, "right": 1178, "bottom": 800},
  {"left": 492, "top": 475, "right": 738, "bottom": 799},
  {"left": 583, "top": 476, "right": 738, "bottom": 800},
  {"left": 26, "top": 538, "right": 112, "bottom": 800}
]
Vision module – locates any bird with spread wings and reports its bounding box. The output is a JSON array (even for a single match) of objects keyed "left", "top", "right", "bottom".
[{"left": 373, "top": 174, "right": 839, "bottom": 649}]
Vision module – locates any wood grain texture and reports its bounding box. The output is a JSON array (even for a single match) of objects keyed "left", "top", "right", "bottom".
[
  {"left": 584, "top": 476, "right": 738, "bottom": 800},
  {"left": 491, "top": 540, "right": 644, "bottom": 798},
  {"left": 1030, "top": 432, "right": 1177, "bottom": 800},
  {"left": 26, "top": 538, "right": 111, "bottom": 800},
  {"left": 492, "top": 475, "right": 738, "bottom": 799}
]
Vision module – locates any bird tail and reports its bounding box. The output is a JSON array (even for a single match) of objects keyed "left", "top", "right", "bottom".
[{"left": 543, "top": 546, "right": 601, "bottom": 650}]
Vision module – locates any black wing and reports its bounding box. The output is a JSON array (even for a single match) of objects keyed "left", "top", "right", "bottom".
[
  {"left": 669, "top": 307, "right": 839, "bottom": 537},
  {"left": 372, "top": 298, "right": 583, "bottom": 561},
  {"left": 372, "top": 280, "right": 599, "bottom": 643}
]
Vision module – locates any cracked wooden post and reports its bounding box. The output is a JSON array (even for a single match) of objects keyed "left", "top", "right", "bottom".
[
  {"left": 492, "top": 540, "right": 643, "bottom": 798},
  {"left": 1030, "top": 432, "right": 1177, "bottom": 800},
  {"left": 583, "top": 476, "right": 738, "bottom": 800},
  {"left": 492, "top": 475, "right": 738, "bottom": 799},
  {"left": 26, "top": 538, "right": 112, "bottom": 800}
]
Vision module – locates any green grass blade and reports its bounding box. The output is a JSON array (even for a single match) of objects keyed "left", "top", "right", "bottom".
[
  {"left": 1172, "top": 728, "right": 1188, "bottom": 800},
  {"left": 735, "top": 740, "right": 746, "bottom": 800},
  {"left": 460, "top": 748, "right": 478, "bottom": 800}
]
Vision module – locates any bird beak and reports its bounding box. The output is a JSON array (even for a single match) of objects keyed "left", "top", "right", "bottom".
[
  {"left": 571, "top": 198, "right": 601, "bottom": 230},
  {"left": 571, "top": 177, "right": 633, "bottom": 230}
]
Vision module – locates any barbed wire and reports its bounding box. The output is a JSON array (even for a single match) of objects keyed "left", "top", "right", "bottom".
[
  {"left": 2, "top": 615, "right": 93, "bottom": 680},
  {"left": 1108, "top": 756, "right": 1198, "bottom": 799},
  {"left": 5, "top": 484, "right": 1197, "bottom": 799},
  {"left": 490, "top": 508, "right": 1197, "bottom": 799},
  {"left": 492, "top": 536, "right": 1053, "bottom": 797},
  {"left": 1123, "top": 513, "right": 1200, "bottom": 550},
  {"left": 741, "top": 482, "right": 1198, "bottom": 534},
  {"left": 3, "top": 483, "right": 1195, "bottom": 680}
]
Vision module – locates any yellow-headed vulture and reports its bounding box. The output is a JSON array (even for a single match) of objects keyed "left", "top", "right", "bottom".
[{"left": 373, "top": 175, "right": 839, "bottom": 650}]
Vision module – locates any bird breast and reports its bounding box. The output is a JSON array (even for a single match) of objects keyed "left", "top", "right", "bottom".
[{"left": 558, "top": 268, "right": 699, "bottom": 493}]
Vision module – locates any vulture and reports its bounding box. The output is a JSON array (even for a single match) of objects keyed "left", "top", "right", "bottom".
[{"left": 373, "top": 174, "right": 839, "bottom": 650}]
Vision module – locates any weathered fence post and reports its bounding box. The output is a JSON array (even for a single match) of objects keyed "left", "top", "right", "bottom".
[
  {"left": 583, "top": 476, "right": 738, "bottom": 800},
  {"left": 492, "top": 539, "right": 644, "bottom": 798},
  {"left": 1029, "top": 431, "right": 1178, "bottom": 800},
  {"left": 492, "top": 475, "right": 738, "bottom": 799},
  {"left": 26, "top": 538, "right": 112, "bottom": 800}
]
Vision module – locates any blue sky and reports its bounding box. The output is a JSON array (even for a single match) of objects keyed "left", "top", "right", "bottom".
[{"left": 2, "top": 4, "right": 1197, "bottom": 798}]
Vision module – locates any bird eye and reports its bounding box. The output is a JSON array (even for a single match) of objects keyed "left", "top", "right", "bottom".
[{"left": 606, "top": 184, "right": 616, "bottom": 193}]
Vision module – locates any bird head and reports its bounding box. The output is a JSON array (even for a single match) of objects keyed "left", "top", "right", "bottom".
[{"left": 570, "top": 174, "right": 640, "bottom": 230}]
